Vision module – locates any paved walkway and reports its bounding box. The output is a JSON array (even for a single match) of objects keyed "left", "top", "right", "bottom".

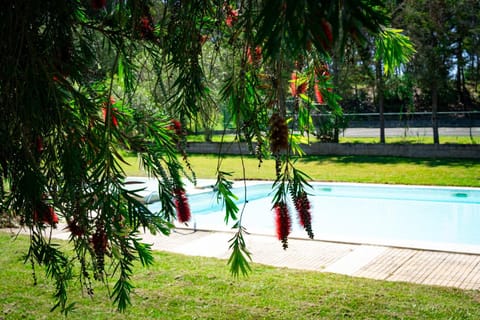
[
  {"left": 102, "top": 228, "right": 480, "bottom": 290},
  {"left": 343, "top": 127, "right": 479, "bottom": 138}
]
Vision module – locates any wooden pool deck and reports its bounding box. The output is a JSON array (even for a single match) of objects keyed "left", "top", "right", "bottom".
[{"left": 139, "top": 229, "right": 480, "bottom": 290}]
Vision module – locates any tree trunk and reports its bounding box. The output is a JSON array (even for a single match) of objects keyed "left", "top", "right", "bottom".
[
  {"left": 376, "top": 60, "right": 385, "bottom": 144},
  {"left": 431, "top": 85, "right": 440, "bottom": 144},
  {"left": 476, "top": 55, "right": 480, "bottom": 94},
  {"left": 455, "top": 38, "right": 467, "bottom": 105},
  {"left": 332, "top": 123, "right": 339, "bottom": 143},
  {"left": 332, "top": 59, "right": 340, "bottom": 143}
]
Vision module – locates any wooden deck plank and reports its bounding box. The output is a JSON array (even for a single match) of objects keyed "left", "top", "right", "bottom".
[
  {"left": 354, "top": 248, "right": 416, "bottom": 280},
  {"left": 387, "top": 251, "right": 448, "bottom": 284}
]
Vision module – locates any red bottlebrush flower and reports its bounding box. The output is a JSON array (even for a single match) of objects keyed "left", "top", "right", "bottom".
[
  {"left": 36, "top": 136, "right": 44, "bottom": 153},
  {"left": 140, "top": 16, "right": 151, "bottom": 29},
  {"left": 67, "top": 219, "right": 84, "bottom": 237},
  {"left": 174, "top": 188, "right": 191, "bottom": 223},
  {"left": 293, "top": 192, "right": 314, "bottom": 239},
  {"left": 255, "top": 46, "right": 262, "bottom": 59},
  {"left": 290, "top": 73, "right": 298, "bottom": 96},
  {"left": 102, "top": 97, "right": 118, "bottom": 127},
  {"left": 314, "top": 64, "right": 330, "bottom": 104},
  {"left": 102, "top": 107, "right": 118, "bottom": 127},
  {"left": 274, "top": 201, "right": 291, "bottom": 249},
  {"left": 49, "top": 207, "right": 59, "bottom": 225},
  {"left": 225, "top": 6, "right": 239, "bottom": 27},
  {"left": 289, "top": 72, "right": 308, "bottom": 97},
  {"left": 170, "top": 119, "right": 182, "bottom": 136},
  {"left": 110, "top": 109, "right": 118, "bottom": 127},
  {"left": 91, "top": 0, "right": 106, "bottom": 10},
  {"left": 269, "top": 113, "right": 289, "bottom": 154},
  {"left": 247, "top": 46, "right": 253, "bottom": 64},
  {"left": 92, "top": 224, "right": 108, "bottom": 272},
  {"left": 92, "top": 229, "right": 107, "bottom": 253},
  {"left": 314, "top": 83, "right": 324, "bottom": 104},
  {"left": 139, "top": 15, "right": 154, "bottom": 39},
  {"left": 247, "top": 46, "right": 263, "bottom": 64},
  {"left": 33, "top": 204, "right": 58, "bottom": 226}
]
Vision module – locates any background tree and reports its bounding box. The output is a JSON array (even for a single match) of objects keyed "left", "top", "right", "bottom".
[
  {"left": 374, "top": 28, "right": 416, "bottom": 143},
  {"left": 401, "top": 0, "right": 453, "bottom": 144},
  {"left": 451, "top": 0, "right": 480, "bottom": 110},
  {"left": 318, "top": 0, "right": 479, "bottom": 142},
  {"left": 394, "top": 0, "right": 480, "bottom": 143}
]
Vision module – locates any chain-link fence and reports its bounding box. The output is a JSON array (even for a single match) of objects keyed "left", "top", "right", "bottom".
[{"left": 315, "top": 111, "right": 480, "bottom": 129}]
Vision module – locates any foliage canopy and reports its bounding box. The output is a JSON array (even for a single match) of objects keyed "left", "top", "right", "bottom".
[{"left": 0, "top": 0, "right": 399, "bottom": 313}]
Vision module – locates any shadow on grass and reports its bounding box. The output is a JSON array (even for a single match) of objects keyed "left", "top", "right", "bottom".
[
  {"left": 190, "top": 153, "right": 479, "bottom": 168},
  {"left": 298, "top": 155, "right": 479, "bottom": 168}
]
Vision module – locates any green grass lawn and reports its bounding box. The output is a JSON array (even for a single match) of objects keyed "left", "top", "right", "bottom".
[
  {"left": 3, "top": 152, "right": 479, "bottom": 318},
  {"left": 1, "top": 233, "right": 480, "bottom": 319},
  {"left": 123, "top": 154, "right": 480, "bottom": 187},
  {"left": 187, "top": 134, "right": 479, "bottom": 144}
]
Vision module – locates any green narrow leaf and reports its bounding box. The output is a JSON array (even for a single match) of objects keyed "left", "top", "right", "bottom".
[
  {"left": 118, "top": 56, "right": 124, "bottom": 85},
  {"left": 375, "top": 28, "right": 416, "bottom": 75},
  {"left": 228, "top": 229, "right": 252, "bottom": 277},
  {"left": 214, "top": 171, "right": 239, "bottom": 223},
  {"left": 133, "top": 239, "right": 154, "bottom": 267}
]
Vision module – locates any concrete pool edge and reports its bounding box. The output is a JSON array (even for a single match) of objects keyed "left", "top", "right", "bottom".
[{"left": 202, "top": 179, "right": 480, "bottom": 192}]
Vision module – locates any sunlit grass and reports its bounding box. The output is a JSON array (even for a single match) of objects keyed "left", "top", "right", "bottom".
[
  {"left": 4, "top": 137, "right": 480, "bottom": 319},
  {"left": 1, "top": 233, "right": 480, "bottom": 319},
  {"left": 121, "top": 154, "right": 480, "bottom": 187},
  {"left": 186, "top": 134, "right": 479, "bottom": 144}
]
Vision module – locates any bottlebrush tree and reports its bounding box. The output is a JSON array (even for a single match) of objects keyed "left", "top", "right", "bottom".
[{"left": 0, "top": 0, "right": 389, "bottom": 314}]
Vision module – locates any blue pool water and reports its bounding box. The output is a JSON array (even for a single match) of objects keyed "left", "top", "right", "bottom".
[{"left": 149, "top": 182, "right": 480, "bottom": 253}]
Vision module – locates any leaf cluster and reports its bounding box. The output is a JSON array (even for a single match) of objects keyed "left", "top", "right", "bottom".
[{"left": 0, "top": 0, "right": 398, "bottom": 313}]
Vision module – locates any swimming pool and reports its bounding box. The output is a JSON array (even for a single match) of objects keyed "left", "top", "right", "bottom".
[{"left": 147, "top": 181, "right": 480, "bottom": 254}]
